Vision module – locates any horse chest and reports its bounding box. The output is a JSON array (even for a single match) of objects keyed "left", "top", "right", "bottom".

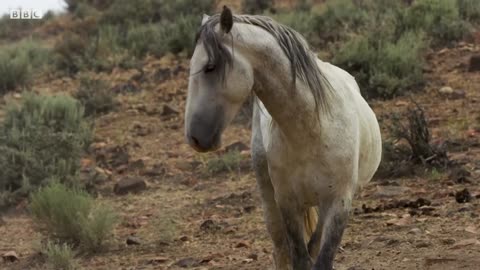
[{"left": 266, "top": 144, "right": 338, "bottom": 206}]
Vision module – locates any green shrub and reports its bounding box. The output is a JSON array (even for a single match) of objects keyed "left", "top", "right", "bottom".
[
  {"left": 0, "top": 93, "right": 92, "bottom": 206},
  {"left": 65, "top": 0, "right": 114, "bottom": 13},
  {"left": 74, "top": 77, "right": 117, "bottom": 117},
  {"left": 315, "top": 0, "right": 369, "bottom": 44},
  {"left": 0, "top": 14, "right": 45, "bottom": 40},
  {"left": 125, "top": 15, "right": 198, "bottom": 57},
  {"left": 243, "top": 0, "right": 274, "bottom": 14},
  {"left": 43, "top": 241, "right": 78, "bottom": 270},
  {"left": 158, "top": 0, "right": 215, "bottom": 20},
  {"left": 53, "top": 32, "right": 89, "bottom": 74},
  {"left": 30, "top": 182, "right": 117, "bottom": 252},
  {"left": 457, "top": 0, "right": 480, "bottom": 22},
  {"left": 0, "top": 40, "right": 52, "bottom": 93},
  {"left": 334, "top": 30, "right": 426, "bottom": 99},
  {"left": 272, "top": 11, "right": 320, "bottom": 46},
  {"left": 400, "top": 0, "right": 470, "bottom": 45},
  {"left": 205, "top": 151, "right": 243, "bottom": 175},
  {"left": 101, "top": 0, "right": 161, "bottom": 25}
]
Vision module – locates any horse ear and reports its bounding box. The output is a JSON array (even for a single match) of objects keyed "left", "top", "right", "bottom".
[
  {"left": 220, "top": 5, "right": 233, "bottom": 34},
  {"left": 201, "top": 14, "right": 210, "bottom": 25}
]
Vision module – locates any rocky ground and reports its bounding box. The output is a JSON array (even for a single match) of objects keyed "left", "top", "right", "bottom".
[{"left": 1, "top": 34, "right": 480, "bottom": 270}]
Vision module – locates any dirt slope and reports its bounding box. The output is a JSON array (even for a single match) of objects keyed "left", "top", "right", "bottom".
[{"left": 1, "top": 38, "right": 480, "bottom": 270}]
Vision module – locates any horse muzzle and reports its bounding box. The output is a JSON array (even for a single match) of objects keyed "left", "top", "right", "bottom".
[{"left": 187, "top": 131, "right": 221, "bottom": 152}]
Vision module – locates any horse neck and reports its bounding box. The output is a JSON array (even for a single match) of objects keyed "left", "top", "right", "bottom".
[{"left": 233, "top": 24, "right": 320, "bottom": 140}]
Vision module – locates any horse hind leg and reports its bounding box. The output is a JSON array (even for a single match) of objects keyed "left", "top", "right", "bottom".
[{"left": 312, "top": 199, "right": 350, "bottom": 270}]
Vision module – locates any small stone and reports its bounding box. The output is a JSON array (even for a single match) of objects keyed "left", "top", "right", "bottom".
[
  {"left": 468, "top": 54, "right": 480, "bottom": 72},
  {"left": 129, "top": 159, "right": 145, "bottom": 170},
  {"left": 235, "top": 241, "right": 250, "bottom": 248},
  {"left": 439, "top": 86, "right": 453, "bottom": 95},
  {"left": 450, "top": 89, "right": 466, "bottom": 99},
  {"left": 126, "top": 236, "right": 141, "bottom": 245},
  {"left": 147, "top": 256, "right": 169, "bottom": 264},
  {"left": 200, "top": 219, "right": 220, "bottom": 232},
  {"left": 2, "top": 251, "right": 19, "bottom": 262},
  {"left": 179, "top": 235, "right": 190, "bottom": 242},
  {"left": 114, "top": 177, "right": 147, "bottom": 195},
  {"left": 408, "top": 228, "right": 422, "bottom": 235},
  {"left": 415, "top": 241, "right": 431, "bottom": 248},
  {"left": 225, "top": 142, "right": 249, "bottom": 153},
  {"left": 247, "top": 253, "right": 258, "bottom": 261},
  {"left": 175, "top": 257, "right": 198, "bottom": 268},
  {"left": 161, "top": 104, "right": 179, "bottom": 116},
  {"left": 142, "top": 164, "right": 166, "bottom": 177},
  {"left": 455, "top": 188, "right": 472, "bottom": 203}
]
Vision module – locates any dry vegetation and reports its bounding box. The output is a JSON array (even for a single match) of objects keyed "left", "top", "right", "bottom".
[{"left": 1, "top": 0, "right": 480, "bottom": 269}]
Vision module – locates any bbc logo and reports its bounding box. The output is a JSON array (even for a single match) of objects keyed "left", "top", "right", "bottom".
[{"left": 10, "top": 9, "right": 44, "bottom": 20}]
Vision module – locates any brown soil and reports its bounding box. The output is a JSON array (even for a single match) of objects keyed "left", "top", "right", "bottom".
[{"left": 1, "top": 20, "right": 480, "bottom": 270}]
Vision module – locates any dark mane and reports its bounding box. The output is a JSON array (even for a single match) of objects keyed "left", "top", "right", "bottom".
[{"left": 195, "top": 14, "right": 333, "bottom": 113}]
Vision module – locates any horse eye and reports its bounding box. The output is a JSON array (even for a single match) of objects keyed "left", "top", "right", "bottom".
[{"left": 205, "top": 63, "right": 215, "bottom": 73}]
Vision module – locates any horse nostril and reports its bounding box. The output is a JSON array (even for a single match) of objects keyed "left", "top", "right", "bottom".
[{"left": 191, "top": 135, "right": 200, "bottom": 147}]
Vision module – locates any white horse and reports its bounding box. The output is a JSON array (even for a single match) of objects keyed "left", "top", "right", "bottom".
[{"left": 185, "top": 6, "right": 382, "bottom": 270}]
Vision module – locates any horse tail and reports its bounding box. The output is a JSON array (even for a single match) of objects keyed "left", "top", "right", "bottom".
[{"left": 303, "top": 206, "right": 319, "bottom": 244}]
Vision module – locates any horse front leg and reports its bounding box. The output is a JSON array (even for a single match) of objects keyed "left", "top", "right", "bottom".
[
  {"left": 312, "top": 198, "right": 350, "bottom": 270},
  {"left": 277, "top": 199, "right": 312, "bottom": 270},
  {"left": 253, "top": 151, "right": 290, "bottom": 269}
]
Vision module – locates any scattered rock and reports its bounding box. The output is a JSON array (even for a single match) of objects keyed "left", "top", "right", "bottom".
[
  {"left": 386, "top": 215, "right": 413, "bottom": 226},
  {"left": 111, "top": 81, "right": 141, "bottom": 94},
  {"left": 449, "top": 89, "right": 466, "bottom": 99},
  {"left": 126, "top": 236, "right": 141, "bottom": 245},
  {"left": 225, "top": 142, "right": 249, "bottom": 153},
  {"left": 142, "top": 163, "right": 166, "bottom": 177},
  {"left": 129, "top": 159, "right": 145, "bottom": 171},
  {"left": 131, "top": 122, "right": 151, "bottom": 137},
  {"left": 408, "top": 228, "right": 422, "bottom": 235},
  {"left": 439, "top": 86, "right": 453, "bottom": 95},
  {"left": 374, "top": 185, "right": 410, "bottom": 198},
  {"left": 247, "top": 253, "right": 258, "bottom": 261},
  {"left": 161, "top": 104, "right": 179, "bottom": 116},
  {"left": 2, "top": 251, "right": 19, "bottom": 262},
  {"left": 114, "top": 177, "right": 147, "bottom": 195},
  {"left": 415, "top": 241, "right": 431, "bottom": 248},
  {"left": 175, "top": 257, "right": 199, "bottom": 268},
  {"left": 451, "top": 238, "right": 480, "bottom": 249},
  {"left": 438, "top": 86, "right": 466, "bottom": 99},
  {"left": 147, "top": 256, "right": 169, "bottom": 264},
  {"left": 106, "top": 146, "right": 130, "bottom": 169},
  {"left": 200, "top": 219, "right": 221, "bottom": 232},
  {"left": 175, "top": 160, "right": 194, "bottom": 171},
  {"left": 235, "top": 241, "right": 250, "bottom": 248},
  {"left": 153, "top": 68, "right": 171, "bottom": 82},
  {"left": 243, "top": 205, "right": 256, "bottom": 213},
  {"left": 440, "top": 238, "right": 456, "bottom": 245},
  {"left": 179, "top": 235, "right": 190, "bottom": 242},
  {"left": 450, "top": 167, "right": 472, "bottom": 183},
  {"left": 455, "top": 188, "right": 472, "bottom": 203},
  {"left": 465, "top": 224, "right": 479, "bottom": 234},
  {"left": 468, "top": 54, "right": 480, "bottom": 72}
]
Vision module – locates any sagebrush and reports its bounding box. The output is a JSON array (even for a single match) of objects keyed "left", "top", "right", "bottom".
[
  {"left": 0, "top": 93, "right": 92, "bottom": 206},
  {"left": 30, "top": 182, "right": 117, "bottom": 252},
  {"left": 74, "top": 77, "right": 117, "bottom": 117},
  {"left": 0, "top": 40, "right": 52, "bottom": 93},
  {"left": 43, "top": 241, "right": 78, "bottom": 270}
]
